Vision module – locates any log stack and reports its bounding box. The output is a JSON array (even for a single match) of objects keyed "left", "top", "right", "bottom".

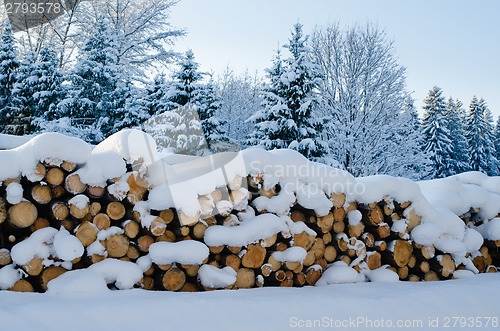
[{"left": 0, "top": 156, "right": 498, "bottom": 293}]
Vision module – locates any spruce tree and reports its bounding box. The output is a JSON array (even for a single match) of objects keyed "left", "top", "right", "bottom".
[
  {"left": 144, "top": 50, "right": 206, "bottom": 154},
  {"left": 0, "top": 21, "right": 20, "bottom": 133},
  {"left": 494, "top": 116, "right": 500, "bottom": 171},
  {"left": 55, "top": 20, "right": 127, "bottom": 143},
  {"left": 248, "top": 23, "right": 327, "bottom": 160},
  {"left": 446, "top": 97, "right": 469, "bottom": 174},
  {"left": 197, "top": 77, "right": 228, "bottom": 151},
  {"left": 8, "top": 52, "right": 38, "bottom": 135},
  {"left": 464, "top": 96, "right": 499, "bottom": 175},
  {"left": 421, "top": 86, "right": 455, "bottom": 178},
  {"left": 479, "top": 98, "right": 499, "bottom": 175}
]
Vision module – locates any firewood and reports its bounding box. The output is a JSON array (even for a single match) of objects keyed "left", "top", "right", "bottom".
[
  {"left": 291, "top": 210, "right": 306, "bottom": 223},
  {"left": 333, "top": 208, "right": 346, "bottom": 222},
  {"left": 123, "top": 220, "right": 140, "bottom": 239},
  {"left": 294, "top": 232, "right": 316, "bottom": 250},
  {"left": 332, "top": 220, "right": 345, "bottom": 233},
  {"left": 386, "top": 240, "right": 413, "bottom": 267},
  {"left": 156, "top": 263, "right": 172, "bottom": 271},
  {"left": 305, "top": 266, "right": 322, "bottom": 285},
  {"left": 324, "top": 245, "right": 337, "bottom": 262},
  {"left": 226, "top": 246, "right": 241, "bottom": 254},
  {"left": 149, "top": 217, "right": 167, "bottom": 237},
  {"left": 310, "top": 238, "right": 326, "bottom": 259},
  {"left": 30, "top": 217, "right": 50, "bottom": 232},
  {"left": 486, "top": 265, "right": 497, "bottom": 273},
  {"left": 31, "top": 184, "right": 52, "bottom": 205},
  {"left": 126, "top": 245, "right": 140, "bottom": 260},
  {"left": 472, "top": 255, "right": 487, "bottom": 273},
  {"left": 106, "top": 202, "right": 126, "bottom": 221},
  {"left": 336, "top": 234, "right": 349, "bottom": 252},
  {"left": 408, "top": 274, "right": 420, "bottom": 282},
  {"left": 178, "top": 211, "right": 200, "bottom": 226},
  {"left": 126, "top": 173, "right": 148, "bottom": 204},
  {"left": 323, "top": 232, "right": 332, "bottom": 245},
  {"left": 93, "top": 213, "right": 111, "bottom": 230},
  {"left": 241, "top": 244, "right": 266, "bottom": 269},
  {"left": 0, "top": 249, "right": 11, "bottom": 266},
  {"left": 8, "top": 201, "right": 38, "bottom": 228},
  {"left": 51, "top": 185, "right": 66, "bottom": 199},
  {"left": 75, "top": 221, "right": 98, "bottom": 247},
  {"left": 431, "top": 254, "right": 455, "bottom": 278},
  {"left": 362, "top": 232, "right": 375, "bottom": 248},
  {"left": 480, "top": 246, "right": 493, "bottom": 265},
  {"left": 155, "top": 230, "right": 176, "bottom": 243},
  {"left": 415, "top": 245, "right": 435, "bottom": 260},
  {"left": 137, "top": 235, "right": 154, "bottom": 253},
  {"left": 397, "top": 266, "right": 409, "bottom": 280},
  {"left": 88, "top": 186, "right": 106, "bottom": 199},
  {"left": 32, "top": 163, "right": 47, "bottom": 181},
  {"left": 40, "top": 266, "right": 66, "bottom": 290},
  {"left": 346, "top": 201, "right": 357, "bottom": 213},
  {"left": 330, "top": 193, "right": 346, "bottom": 208},
  {"left": 180, "top": 264, "right": 200, "bottom": 278},
  {"left": 315, "top": 258, "right": 328, "bottom": 271},
  {"left": 22, "top": 257, "right": 44, "bottom": 276},
  {"left": 259, "top": 186, "right": 276, "bottom": 198},
  {"left": 60, "top": 219, "right": 74, "bottom": 232},
  {"left": 211, "top": 188, "right": 223, "bottom": 202},
  {"left": 209, "top": 246, "right": 224, "bottom": 254},
  {"left": 59, "top": 161, "right": 76, "bottom": 172},
  {"left": 235, "top": 268, "right": 255, "bottom": 289},
  {"left": 408, "top": 254, "right": 417, "bottom": 269},
  {"left": 261, "top": 234, "right": 278, "bottom": 248},
  {"left": 65, "top": 174, "right": 86, "bottom": 194},
  {"left": 294, "top": 272, "right": 306, "bottom": 287},
  {"left": 159, "top": 209, "right": 174, "bottom": 225},
  {"left": 368, "top": 205, "right": 384, "bottom": 226},
  {"left": 366, "top": 251, "right": 382, "bottom": 270},
  {"left": 89, "top": 202, "right": 101, "bottom": 216},
  {"left": 46, "top": 167, "right": 65, "bottom": 186},
  {"left": 261, "top": 264, "right": 273, "bottom": 277},
  {"left": 180, "top": 282, "right": 198, "bottom": 292},
  {"left": 417, "top": 261, "right": 430, "bottom": 274},
  {"left": 285, "top": 261, "right": 303, "bottom": 273},
  {"left": 9, "top": 279, "right": 34, "bottom": 292},
  {"left": 179, "top": 226, "right": 190, "bottom": 237},
  {"left": 274, "top": 269, "right": 287, "bottom": 282},
  {"left": 377, "top": 223, "right": 391, "bottom": 239},
  {"left": 267, "top": 255, "right": 282, "bottom": 272},
  {"left": 162, "top": 267, "right": 186, "bottom": 291},
  {"left": 69, "top": 200, "right": 89, "bottom": 219},
  {"left": 317, "top": 213, "right": 334, "bottom": 233},
  {"left": 424, "top": 270, "right": 439, "bottom": 281},
  {"left": 222, "top": 254, "right": 241, "bottom": 271},
  {"left": 406, "top": 209, "right": 421, "bottom": 232},
  {"left": 0, "top": 197, "right": 6, "bottom": 224},
  {"left": 105, "top": 234, "right": 129, "bottom": 258},
  {"left": 399, "top": 201, "right": 411, "bottom": 209},
  {"left": 91, "top": 254, "right": 106, "bottom": 264},
  {"left": 140, "top": 276, "right": 155, "bottom": 290},
  {"left": 348, "top": 222, "right": 365, "bottom": 238},
  {"left": 374, "top": 241, "right": 387, "bottom": 252}
]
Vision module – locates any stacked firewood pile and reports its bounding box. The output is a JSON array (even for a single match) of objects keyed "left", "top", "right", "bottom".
[{"left": 0, "top": 157, "right": 498, "bottom": 293}]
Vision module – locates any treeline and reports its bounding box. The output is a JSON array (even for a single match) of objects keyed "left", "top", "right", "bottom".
[{"left": 0, "top": 8, "right": 498, "bottom": 179}]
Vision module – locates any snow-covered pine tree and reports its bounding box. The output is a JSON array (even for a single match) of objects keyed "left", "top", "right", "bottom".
[
  {"left": 446, "top": 97, "right": 469, "bottom": 174},
  {"left": 196, "top": 77, "right": 228, "bottom": 151},
  {"left": 144, "top": 50, "right": 206, "bottom": 154},
  {"left": 0, "top": 21, "right": 20, "bottom": 133},
  {"left": 421, "top": 86, "right": 455, "bottom": 178},
  {"left": 247, "top": 48, "right": 286, "bottom": 149},
  {"left": 494, "top": 116, "right": 500, "bottom": 170},
  {"left": 463, "top": 96, "right": 499, "bottom": 175},
  {"left": 141, "top": 74, "right": 169, "bottom": 117},
  {"left": 7, "top": 52, "right": 38, "bottom": 135},
  {"left": 479, "top": 98, "right": 499, "bottom": 176},
  {"left": 54, "top": 20, "right": 129, "bottom": 143},
  {"left": 10, "top": 47, "right": 65, "bottom": 135},
  {"left": 248, "top": 23, "right": 327, "bottom": 160}
]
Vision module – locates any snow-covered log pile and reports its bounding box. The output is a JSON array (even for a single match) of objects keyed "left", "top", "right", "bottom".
[{"left": 0, "top": 130, "right": 499, "bottom": 293}]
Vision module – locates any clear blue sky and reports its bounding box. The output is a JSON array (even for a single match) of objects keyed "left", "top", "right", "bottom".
[{"left": 170, "top": 0, "right": 500, "bottom": 117}]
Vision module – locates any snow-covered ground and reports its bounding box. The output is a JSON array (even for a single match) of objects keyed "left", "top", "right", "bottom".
[{"left": 1, "top": 274, "right": 499, "bottom": 331}]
